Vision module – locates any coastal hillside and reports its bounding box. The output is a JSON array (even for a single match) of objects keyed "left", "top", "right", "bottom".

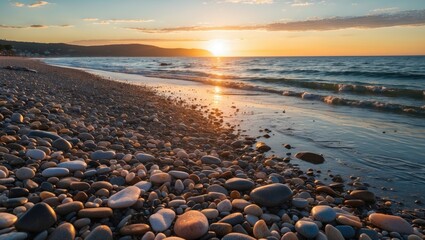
[{"left": 0, "top": 40, "right": 212, "bottom": 57}]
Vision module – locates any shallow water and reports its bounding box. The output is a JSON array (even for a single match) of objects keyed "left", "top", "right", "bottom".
[{"left": 43, "top": 57, "right": 425, "bottom": 208}]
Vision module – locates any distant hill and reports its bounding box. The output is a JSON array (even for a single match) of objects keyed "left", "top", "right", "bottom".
[{"left": 0, "top": 40, "right": 212, "bottom": 57}]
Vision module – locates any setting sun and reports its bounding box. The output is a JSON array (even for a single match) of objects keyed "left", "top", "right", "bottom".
[{"left": 206, "top": 39, "right": 229, "bottom": 57}]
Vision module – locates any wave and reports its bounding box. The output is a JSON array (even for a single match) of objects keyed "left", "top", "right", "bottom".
[
  {"left": 279, "top": 69, "right": 425, "bottom": 80},
  {"left": 137, "top": 72, "right": 425, "bottom": 116},
  {"left": 283, "top": 91, "right": 425, "bottom": 116},
  {"left": 250, "top": 78, "right": 425, "bottom": 100},
  {"left": 42, "top": 59, "right": 425, "bottom": 117}
]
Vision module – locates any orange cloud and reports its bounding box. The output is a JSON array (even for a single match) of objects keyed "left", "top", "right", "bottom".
[{"left": 128, "top": 10, "right": 425, "bottom": 33}]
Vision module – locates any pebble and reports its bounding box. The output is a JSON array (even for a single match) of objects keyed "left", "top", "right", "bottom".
[
  {"left": 0, "top": 212, "right": 17, "bottom": 229},
  {"left": 108, "top": 186, "right": 141, "bottom": 208},
  {"left": 52, "top": 138, "right": 72, "bottom": 151},
  {"left": 26, "top": 149, "right": 46, "bottom": 160},
  {"left": 200, "top": 155, "right": 221, "bottom": 164},
  {"left": 253, "top": 219, "right": 271, "bottom": 238},
  {"left": 57, "top": 160, "right": 87, "bottom": 171},
  {"left": 359, "top": 233, "right": 373, "bottom": 240},
  {"left": 255, "top": 142, "right": 271, "bottom": 152},
  {"left": 295, "top": 152, "right": 325, "bottom": 164},
  {"left": 336, "top": 215, "right": 362, "bottom": 228},
  {"left": 201, "top": 209, "right": 219, "bottom": 219},
  {"left": 174, "top": 210, "right": 209, "bottom": 239},
  {"left": 149, "top": 208, "right": 176, "bottom": 232},
  {"left": 210, "top": 222, "right": 233, "bottom": 237},
  {"left": 55, "top": 201, "right": 84, "bottom": 215},
  {"left": 150, "top": 172, "right": 172, "bottom": 184},
  {"left": 28, "top": 130, "right": 60, "bottom": 140},
  {"left": 292, "top": 198, "right": 309, "bottom": 208},
  {"left": 350, "top": 190, "right": 376, "bottom": 202},
  {"left": 222, "top": 233, "right": 256, "bottom": 240},
  {"left": 91, "top": 150, "right": 115, "bottom": 160},
  {"left": 168, "top": 170, "right": 189, "bottom": 179},
  {"left": 311, "top": 205, "right": 337, "bottom": 222},
  {"left": 120, "top": 223, "right": 151, "bottom": 235},
  {"left": 225, "top": 177, "right": 255, "bottom": 191},
  {"left": 325, "top": 224, "right": 345, "bottom": 240},
  {"left": 295, "top": 220, "right": 319, "bottom": 238},
  {"left": 78, "top": 207, "right": 113, "bottom": 218},
  {"left": 15, "top": 203, "right": 57, "bottom": 232},
  {"left": 85, "top": 225, "right": 113, "bottom": 240},
  {"left": 218, "top": 212, "right": 244, "bottom": 225},
  {"left": 42, "top": 167, "right": 70, "bottom": 177},
  {"left": 335, "top": 225, "right": 355, "bottom": 238},
  {"left": 217, "top": 199, "right": 233, "bottom": 212},
  {"left": 136, "top": 153, "right": 155, "bottom": 162},
  {"left": 47, "top": 222, "right": 75, "bottom": 240},
  {"left": 0, "top": 232, "right": 28, "bottom": 240},
  {"left": 369, "top": 213, "right": 414, "bottom": 234},
  {"left": 282, "top": 232, "right": 298, "bottom": 240},
  {"left": 244, "top": 204, "right": 263, "bottom": 217},
  {"left": 15, "top": 167, "right": 35, "bottom": 180},
  {"left": 73, "top": 218, "right": 91, "bottom": 228},
  {"left": 250, "top": 183, "right": 293, "bottom": 207},
  {"left": 135, "top": 181, "right": 152, "bottom": 192},
  {"left": 11, "top": 113, "right": 23, "bottom": 123}
]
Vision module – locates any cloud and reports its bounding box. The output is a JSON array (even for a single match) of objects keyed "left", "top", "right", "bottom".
[
  {"left": 290, "top": 0, "right": 314, "bottom": 7},
  {"left": 11, "top": 1, "right": 49, "bottom": 8},
  {"left": 372, "top": 7, "right": 399, "bottom": 13},
  {"left": 0, "top": 24, "right": 25, "bottom": 29},
  {"left": 128, "top": 9, "right": 425, "bottom": 33},
  {"left": 82, "top": 18, "right": 99, "bottom": 22},
  {"left": 291, "top": 2, "right": 313, "bottom": 7},
  {"left": 30, "top": 24, "right": 47, "bottom": 28},
  {"left": 12, "top": 2, "right": 25, "bottom": 7},
  {"left": 107, "top": 19, "right": 154, "bottom": 23},
  {"left": 28, "top": 1, "right": 49, "bottom": 8},
  {"left": 0, "top": 24, "right": 72, "bottom": 29},
  {"left": 83, "top": 18, "right": 154, "bottom": 25},
  {"left": 224, "top": 0, "right": 273, "bottom": 4}
]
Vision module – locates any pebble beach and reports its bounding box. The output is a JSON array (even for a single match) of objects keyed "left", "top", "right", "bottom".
[{"left": 0, "top": 56, "right": 424, "bottom": 240}]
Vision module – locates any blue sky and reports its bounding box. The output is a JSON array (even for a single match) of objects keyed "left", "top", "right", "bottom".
[{"left": 1, "top": 0, "right": 425, "bottom": 55}]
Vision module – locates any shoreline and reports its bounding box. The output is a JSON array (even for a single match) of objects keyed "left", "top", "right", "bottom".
[
  {"left": 46, "top": 59, "right": 425, "bottom": 208},
  {"left": 0, "top": 56, "right": 424, "bottom": 239}
]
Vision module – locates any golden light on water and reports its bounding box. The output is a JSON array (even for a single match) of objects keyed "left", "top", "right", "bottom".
[{"left": 213, "top": 86, "right": 222, "bottom": 106}]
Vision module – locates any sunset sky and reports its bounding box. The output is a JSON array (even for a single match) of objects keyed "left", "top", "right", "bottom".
[{"left": 1, "top": 0, "right": 425, "bottom": 56}]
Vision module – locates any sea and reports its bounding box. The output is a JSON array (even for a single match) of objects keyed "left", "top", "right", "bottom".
[{"left": 43, "top": 56, "right": 425, "bottom": 208}]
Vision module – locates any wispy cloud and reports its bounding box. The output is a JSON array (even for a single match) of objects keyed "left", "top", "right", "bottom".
[
  {"left": 12, "top": 1, "right": 49, "bottom": 8},
  {"left": 372, "top": 7, "right": 399, "bottom": 13},
  {"left": 224, "top": 0, "right": 273, "bottom": 4},
  {"left": 0, "top": 24, "right": 73, "bottom": 29},
  {"left": 290, "top": 0, "right": 314, "bottom": 7},
  {"left": 28, "top": 1, "right": 49, "bottom": 8},
  {"left": 128, "top": 10, "right": 425, "bottom": 33},
  {"left": 0, "top": 24, "right": 25, "bottom": 29},
  {"left": 12, "top": 2, "right": 25, "bottom": 7},
  {"left": 82, "top": 18, "right": 154, "bottom": 25},
  {"left": 30, "top": 24, "right": 48, "bottom": 28},
  {"left": 82, "top": 18, "right": 99, "bottom": 22}
]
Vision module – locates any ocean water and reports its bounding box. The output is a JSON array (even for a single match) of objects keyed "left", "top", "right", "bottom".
[{"left": 43, "top": 56, "right": 425, "bottom": 207}]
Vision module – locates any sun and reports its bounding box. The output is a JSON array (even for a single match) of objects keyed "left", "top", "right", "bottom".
[{"left": 207, "top": 39, "right": 228, "bottom": 57}]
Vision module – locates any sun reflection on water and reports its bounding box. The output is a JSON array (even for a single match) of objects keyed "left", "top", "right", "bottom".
[{"left": 213, "top": 86, "right": 222, "bottom": 106}]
